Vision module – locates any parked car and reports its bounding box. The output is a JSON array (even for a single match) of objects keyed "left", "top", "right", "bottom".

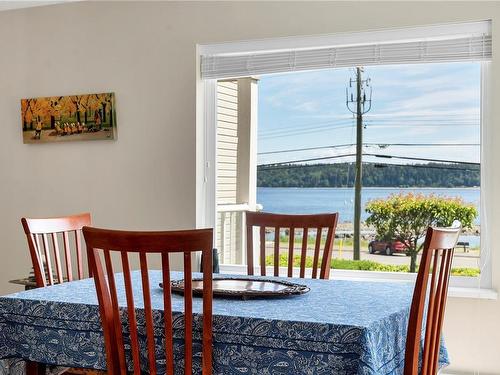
[{"left": 368, "top": 239, "right": 406, "bottom": 255}]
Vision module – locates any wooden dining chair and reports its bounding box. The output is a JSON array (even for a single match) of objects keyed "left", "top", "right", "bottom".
[
  {"left": 83, "top": 226, "right": 213, "bottom": 375},
  {"left": 404, "top": 222, "right": 461, "bottom": 375},
  {"left": 21, "top": 213, "right": 92, "bottom": 287},
  {"left": 246, "top": 211, "right": 339, "bottom": 279}
]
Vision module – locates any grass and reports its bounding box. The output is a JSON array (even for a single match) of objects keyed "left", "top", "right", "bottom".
[{"left": 265, "top": 254, "right": 480, "bottom": 277}]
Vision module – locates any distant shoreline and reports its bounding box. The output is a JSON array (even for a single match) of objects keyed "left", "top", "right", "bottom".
[{"left": 257, "top": 162, "right": 480, "bottom": 188}]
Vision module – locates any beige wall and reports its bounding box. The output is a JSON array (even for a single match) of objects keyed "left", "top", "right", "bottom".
[{"left": 0, "top": 1, "right": 498, "bottom": 373}]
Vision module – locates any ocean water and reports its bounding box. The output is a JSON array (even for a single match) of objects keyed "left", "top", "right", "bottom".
[{"left": 257, "top": 187, "right": 480, "bottom": 224}]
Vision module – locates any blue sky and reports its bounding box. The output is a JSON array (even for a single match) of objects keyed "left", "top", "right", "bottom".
[{"left": 257, "top": 62, "right": 481, "bottom": 167}]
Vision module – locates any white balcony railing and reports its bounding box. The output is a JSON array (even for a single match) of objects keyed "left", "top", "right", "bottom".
[
  {"left": 216, "top": 203, "right": 262, "bottom": 265},
  {"left": 216, "top": 204, "right": 247, "bottom": 265}
]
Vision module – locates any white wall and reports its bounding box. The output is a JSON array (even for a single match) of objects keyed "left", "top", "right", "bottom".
[{"left": 0, "top": 1, "right": 498, "bottom": 373}]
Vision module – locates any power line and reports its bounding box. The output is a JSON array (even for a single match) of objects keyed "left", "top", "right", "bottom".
[
  {"left": 372, "top": 163, "right": 479, "bottom": 171},
  {"left": 364, "top": 153, "right": 480, "bottom": 166},
  {"left": 259, "top": 121, "right": 479, "bottom": 139},
  {"left": 260, "top": 123, "right": 354, "bottom": 138},
  {"left": 259, "top": 119, "right": 354, "bottom": 135},
  {"left": 257, "top": 153, "right": 480, "bottom": 168},
  {"left": 259, "top": 115, "right": 480, "bottom": 137},
  {"left": 259, "top": 144, "right": 355, "bottom": 155},
  {"left": 259, "top": 153, "right": 357, "bottom": 167},
  {"left": 260, "top": 116, "right": 479, "bottom": 133},
  {"left": 260, "top": 117, "right": 479, "bottom": 133},
  {"left": 260, "top": 119, "right": 478, "bottom": 135},
  {"left": 364, "top": 119, "right": 479, "bottom": 123},
  {"left": 368, "top": 143, "right": 479, "bottom": 146},
  {"left": 258, "top": 143, "right": 480, "bottom": 155},
  {"left": 364, "top": 113, "right": 479, "bottom": 118}
]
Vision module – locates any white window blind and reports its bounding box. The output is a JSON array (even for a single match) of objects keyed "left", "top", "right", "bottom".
[{"left": 201, "top": 21, "right": 492, "bottom": 79}]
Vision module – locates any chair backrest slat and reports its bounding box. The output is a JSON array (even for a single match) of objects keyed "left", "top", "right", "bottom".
[
  {"left": 83, "top": 227, "right": 213, "bottom": 375},
  {"left": 300, "top": 228, "right": 308, "bottom": 278},
  {"left": 287, "top": 228, "right": 295, "bottom": 278},
  {"left": 21, "top": 213, "right": 91, "bottom": 287},
  {"left": 89, "top": 247, "right": 120, "bottom": 375},
  {"left": 51, "top": 233, "right": 63, "bottom": 284},
  {"left": 121, "top": 251, "right": 142, "bottom": 374},
  {"left": 320, "top": 225, "right": 335, "bottom": 279},
  {"left": 246, "top": 224, "right": 254, "bottom": 276},
  {"left": 63, "top": 231, "right": 73, "bottom": 282},
  {"left": 273, "top": 227, "right": 280, "bottom": 277},
  {"left": 201, "top": 249, "right": 213, "bottom": 373},
  {"left": 421, "top": 249, "right": 440, "bottom": 374},
  {"left": 246, "top": 212, "right": 338, "bottom": 279},
  {"left": 429, "top": 250, "right": 447, "bottom": 373},
  {"left": 404, "top": 224, "right": 460, "bottom": 375},
  {"left": 311, "top": 227, "right": 322, "bottom": 279},
  {"left": 139, "top": 253, "right": 157, "bottom": 375},
  {"left": 183, "top": 252, "right": 193, "bottom": 375},
  {"left": 432, "top": 249, "right": 454, "bottom": 374},
  {"left": 32, "top": 234, "right": 45, "bottom": 280},
  {"left": 162, "top": 253, "right": 175, "bottom": 375},
  {"left": 41, "top": 234, "right": 54, "bottom": 285},
  {"left": 75, "top": 230, "right": 84, "bottom": 279},
  {"left": 103, "top": 249, "right": 127, "bottom": 373},
  {"left": 259, "top": 226, "right": 266, "bottom": 276}
]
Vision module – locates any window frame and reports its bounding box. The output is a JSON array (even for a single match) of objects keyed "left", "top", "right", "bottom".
[{"left": 196, "top": 26, "right": 492, "bottom": 292}]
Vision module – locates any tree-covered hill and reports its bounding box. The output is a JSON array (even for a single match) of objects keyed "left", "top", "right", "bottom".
[{"left": 257, "top": 163, "right": 480, "bottom": 188}]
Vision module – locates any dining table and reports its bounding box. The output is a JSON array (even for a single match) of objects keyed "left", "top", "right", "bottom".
[{"left": 0, "top": 271, "right": 449, "bottom": 374}]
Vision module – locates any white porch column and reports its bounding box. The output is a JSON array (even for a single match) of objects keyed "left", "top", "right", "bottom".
[
  {"left": 236, "top": 77, "right": 259, "bottom": 209},
  {"left": 237, "top": 77, "right": 259, "bottom": 268}
]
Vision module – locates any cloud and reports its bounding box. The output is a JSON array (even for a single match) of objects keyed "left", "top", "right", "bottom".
[
  {"left": 393, "top": 88, "right": 479, "bottom": 111},
  {"left": 258, "top": 144, "right": 357, "bottom": 165},
  {"left": 365, "top": 107, "right": 480, "bottom": 119},
  {"left": 294, "top": 101, "right": 320, "bottom": 112}
]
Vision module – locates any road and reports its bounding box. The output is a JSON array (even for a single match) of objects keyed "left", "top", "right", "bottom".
[{"left": 333, "top": 248, "right": 480, "bottom": 269}]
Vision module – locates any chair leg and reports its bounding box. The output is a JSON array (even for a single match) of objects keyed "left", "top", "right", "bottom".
[{"left": 26, "top": 361, "right": 46, "bottom": 375}]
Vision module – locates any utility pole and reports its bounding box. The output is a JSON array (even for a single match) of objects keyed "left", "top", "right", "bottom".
[{"left": 346, "top": 67, "right": 372, "bottom": 260}]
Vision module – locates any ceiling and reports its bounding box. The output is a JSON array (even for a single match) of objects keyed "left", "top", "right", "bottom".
[{"left": 0, "top": 1, "right": 74, "bottom": 12}]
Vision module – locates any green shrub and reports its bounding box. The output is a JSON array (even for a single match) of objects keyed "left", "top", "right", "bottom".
[
  {"left": 265, "top": 254, "right": 479, "bottom": 277},
  {"left": 448, "top": 267, "right": 480, "bottom": 277}
]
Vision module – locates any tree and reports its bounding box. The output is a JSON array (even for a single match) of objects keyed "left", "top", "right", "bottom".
[
  {"left": 30, "top": 98, "right": 51, "bottom": 128},
  {"left": 21, "top": 99, "right": 34, "bottom": 130},
  {"left": 365, "top": 193, "right": 477, "bottom": 272},
  {"left": 48, "top": 96, "right": 63, "bottom": 129}
]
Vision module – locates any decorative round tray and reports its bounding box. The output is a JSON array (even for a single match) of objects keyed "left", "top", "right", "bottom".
[{"left": 162, "top": 277, "right": 310, "bottom": 299}]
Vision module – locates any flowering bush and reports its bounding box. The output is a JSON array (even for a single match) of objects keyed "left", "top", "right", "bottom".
[{"left": 365, "top": 193, "right": 477, "bottom": 272}]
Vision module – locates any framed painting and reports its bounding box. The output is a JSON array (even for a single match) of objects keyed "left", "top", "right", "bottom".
[{"left": 21, "top": 92, "right": 116, "bottom": 144}]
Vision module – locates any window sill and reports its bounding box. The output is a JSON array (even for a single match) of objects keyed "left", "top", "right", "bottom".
[
  {"left": 447, "top": 286, "right": 497, "bottom": 300},
  {"left": 218, "top": 264, "right": 497, "bottom": 300}
]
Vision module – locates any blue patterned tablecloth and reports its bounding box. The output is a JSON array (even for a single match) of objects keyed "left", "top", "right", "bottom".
[{"left": 0, "top": 271, "right": 448, "bottom": 374}]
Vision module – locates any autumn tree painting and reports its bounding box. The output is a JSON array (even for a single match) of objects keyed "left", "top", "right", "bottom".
[{"left": 21, "top": 92, "right": 116, "bottom": 143}]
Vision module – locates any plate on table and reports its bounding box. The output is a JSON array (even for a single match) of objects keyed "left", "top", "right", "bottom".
[{"left": 160, "top": 277, "right": 310, "bottom": 299}]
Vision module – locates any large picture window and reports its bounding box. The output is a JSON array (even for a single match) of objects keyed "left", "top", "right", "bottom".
[{"left": 198, "top": 21, "right": 492, "bottom": 289}]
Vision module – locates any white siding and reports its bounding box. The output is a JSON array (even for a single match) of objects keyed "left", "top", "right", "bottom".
[
  {"left": 216, "top": 80, "right": 239, "bottom": 205},
  {"left": 216, "top": 80, "right": 240, "bottom": 258}
]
